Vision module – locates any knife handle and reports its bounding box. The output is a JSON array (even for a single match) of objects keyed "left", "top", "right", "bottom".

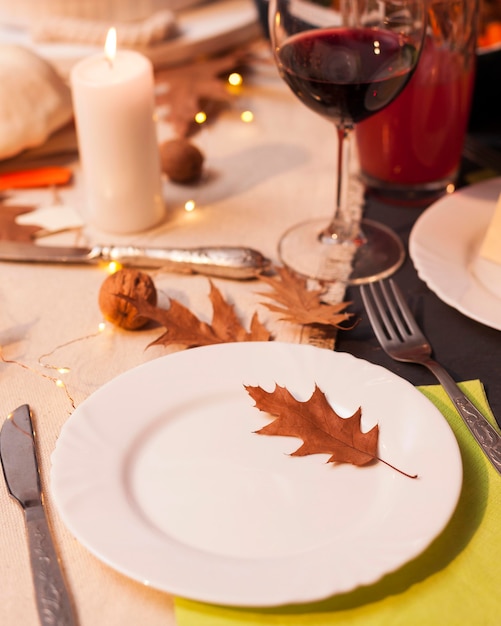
[
  {"left": 96, "top": 245, "right": 271, "bottom": 279},
  {"left": 25, "top": 505, "right": 78, "bottom": 626}
]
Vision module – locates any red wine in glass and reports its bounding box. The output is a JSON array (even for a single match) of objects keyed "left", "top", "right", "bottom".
[
  {"left": 278, "top": 29, "right": 418, "bottom": 125},
  {"left": 270, "top": 0, "right": 426, "bottom": 283}
]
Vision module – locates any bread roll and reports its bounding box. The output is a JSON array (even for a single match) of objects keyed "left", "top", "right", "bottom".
[{"left": 0, "top": 44, "right": 73, "bottom": 160}]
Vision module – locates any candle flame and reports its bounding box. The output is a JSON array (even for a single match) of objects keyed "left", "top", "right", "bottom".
[{"left": 105, "top": 27, "right": 117, "bottom": 65}]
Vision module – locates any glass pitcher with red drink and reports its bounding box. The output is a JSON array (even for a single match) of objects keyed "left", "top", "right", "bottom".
[{"left": 355, "top": 0, "right": 478, "bottom": 203}]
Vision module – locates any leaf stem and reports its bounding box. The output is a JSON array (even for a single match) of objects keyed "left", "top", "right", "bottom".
[{"left": 378, "top": 456, "right": 418, "bottom": 479}]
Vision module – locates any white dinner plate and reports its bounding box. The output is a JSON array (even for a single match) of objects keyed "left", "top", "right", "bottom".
[
  {"left": 0, "top": 0, "right": 260, "bottom": 74},
  {"left": 51, "top": 342, "right": 462, "bottom": 607},
  {"left": 409, "top": 177, "right": 501, "bottom": 331}
]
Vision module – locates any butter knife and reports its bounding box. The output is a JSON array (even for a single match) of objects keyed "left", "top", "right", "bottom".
[
  {"left": 0, "top": 405, "right": 78, "bottom": 626},
  {"left": 0, "top": 241, "right": 270, "bottom": 280}
]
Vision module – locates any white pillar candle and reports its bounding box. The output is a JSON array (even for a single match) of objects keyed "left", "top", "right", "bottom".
[{"left": 70, "top": 31, "right": 165, "bottom": 234}]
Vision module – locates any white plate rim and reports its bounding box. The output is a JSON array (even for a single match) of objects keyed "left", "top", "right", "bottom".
[
  {"left": 409, "top": 177, "right": 501, "bottom": 331},
  {"left": 50, "top": 342, "right": 462, "bottom": 607}
]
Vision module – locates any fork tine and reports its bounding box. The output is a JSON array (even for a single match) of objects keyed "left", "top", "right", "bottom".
[
  {"left": 367, "top": 282, "right": 399, "bottom": 340},
  {"left": 378, "top": 280, "right": 410, "bottom": 340},
  {"left": 361, "top": 280, "right": 426, "bottom": 349},
  {"left": 387, "top": 279, "right": 424, "bottom": 338},
  {"left": 360, "top": 283, "right": 396, "bottom": 349},
  {"left": 369, "top": 280, "right": 406, "bottom": 339}
]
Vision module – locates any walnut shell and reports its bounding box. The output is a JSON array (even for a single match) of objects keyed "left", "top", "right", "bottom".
[
  {"left": 98, "top": 268, "right": 157, "bottom": 330},
  {"left": 160, "top": 138, "right": 204, "bottom": 183}
]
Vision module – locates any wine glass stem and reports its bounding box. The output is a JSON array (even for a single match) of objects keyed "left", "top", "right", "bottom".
[{"left": 320, "top": 124, "right": 358, "bottom": 245}]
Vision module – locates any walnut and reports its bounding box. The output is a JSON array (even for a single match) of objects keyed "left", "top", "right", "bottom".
[
  {"left": 98, "top": 268, "right": 157, "bottom": 330},
  {"left": 159, "top": 138, "right": 204, "bottom": 183}
]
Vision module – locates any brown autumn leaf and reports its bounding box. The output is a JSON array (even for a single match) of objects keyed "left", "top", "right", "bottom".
[
  {"left": 245, "top": 383, "right": 417, "bottom": 477},
  {"left": 246, "top": 383, "right": 377, "bottom": 465},
  {"left": 0, "top": 203, "right": 42, "bottom": 241},
  {"left": 122, "top": 280, "right": 271, "bottom": 349},
  {"left": 256, "top": 265, "right": 354, "bottom": 328}
]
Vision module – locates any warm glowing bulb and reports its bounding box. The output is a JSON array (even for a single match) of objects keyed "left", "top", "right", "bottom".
[
  {"left": 55, "top": 379, "right": 65, "bottom": 388},
  {"left": 228, "top": 72, "right": 243, "bottom": 86},
  {"left": 57, "top": 367, "right": 70, "bottom": 375},
  {"left": 98, "top": 322, "right": 106, "bottom": 332},
  {"left": 184, "top": 200, "right": 196, "bottom": 212},
  {"left": 446, "top": 183, "right": 456, "bottom": 194},
  {"left": 106, "top": 261, "right": 121, "bottom": 274},
  {"left": 241, "top": 110, "right": 254, "bottom": 123},
  {"left": 105, "top": 27, "right": 117, "bottom": 64},
  {"left": 194, "top": 111, "right": 207, "bottom": 124}
]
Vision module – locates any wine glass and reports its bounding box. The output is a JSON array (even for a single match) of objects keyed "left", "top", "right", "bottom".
[{"left": 269, "top": 0, "right": 426, "bottom": 283}]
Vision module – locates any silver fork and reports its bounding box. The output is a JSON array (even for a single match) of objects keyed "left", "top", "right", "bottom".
[{"left": 360, "top": 279, "right": 501, "bottom": 476}]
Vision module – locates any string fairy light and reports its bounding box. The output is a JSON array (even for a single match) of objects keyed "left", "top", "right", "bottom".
[
  {"left": 194, "top": 111, "right": 207, "bottom": 124},
  {"left": 228, "top": 72, "right": 243, "bottom": 87},
  {"left": 184, "top": 200, "right": 196, "bottom": 212},
  {"left": 0, "top": 347, "right": 76, "bottom": 409},
  {"left": 37, "top": 323, "right": 107, "bottom": 372},
  {"left": 106, "top": 261, "right": 122, "bottom": 274},
  {"left": 240, "top": 110, "right": 254, "bottom": 123}
]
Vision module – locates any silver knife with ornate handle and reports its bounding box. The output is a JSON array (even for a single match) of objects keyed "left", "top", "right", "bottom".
[
  {"left": 0, "top": 405, "right": 78, "bottom": 626},
  {"left": 0, "top": 241, "right": 271, "bottom": 280}
]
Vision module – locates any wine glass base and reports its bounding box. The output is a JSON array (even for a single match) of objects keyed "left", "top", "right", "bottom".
[{"left": 278, "top": 217, "right": 404, "bottom": 285}]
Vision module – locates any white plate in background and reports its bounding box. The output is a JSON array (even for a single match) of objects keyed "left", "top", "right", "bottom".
[
  {"left": 409, "top": 177, "right": 501, "bottom": 330},
  {"left": 0, "top": 0, "right": 261, "bottom": 75}
]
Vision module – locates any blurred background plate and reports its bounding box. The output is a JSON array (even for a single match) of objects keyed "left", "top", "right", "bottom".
[{"left": 0, "top": 0, "right": 261, "bottom": 76}]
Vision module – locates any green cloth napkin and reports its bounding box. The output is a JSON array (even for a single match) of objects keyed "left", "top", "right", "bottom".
[{"left": 175, "top": 380, "right": 501, "bottom": 626}]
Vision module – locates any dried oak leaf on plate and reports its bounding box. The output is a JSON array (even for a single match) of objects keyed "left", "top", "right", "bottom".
[
  {"left": 123, "top": 280, "right": 271, "bottom": 349},
  {"left": 256, "top": 265, "right": 354, "bottom": 327},
  {"left": 246, "top": 383, "right": 417, "bottom": 477},
  {"left": 247, "top": 383, "right": 377, "bottom": 465}
]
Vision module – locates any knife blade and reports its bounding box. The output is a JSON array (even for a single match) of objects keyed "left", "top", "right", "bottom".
[
  {"left": 0, "top": 241, "right": 271, "bottom": 280},
  {"left": 0, "top": 405, "right": 78, "bottom": 626}
]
